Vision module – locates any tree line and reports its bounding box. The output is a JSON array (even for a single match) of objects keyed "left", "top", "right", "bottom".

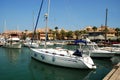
[{"left": 22, "top": 26, "right": 120, "bottom": 41}]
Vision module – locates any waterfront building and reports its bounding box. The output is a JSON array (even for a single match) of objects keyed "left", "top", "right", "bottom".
[
  {"left": 0, "top": 26, "right": 118, "bottom": 41},
  {"left": 36, "top": 28, "right": 54, "bottom": 40},
  {"left": 84, "top": 25, "right": 116, "bottom": 40},
  {"left": 2, "top": 30, "right": 22, "bottom": 39}
]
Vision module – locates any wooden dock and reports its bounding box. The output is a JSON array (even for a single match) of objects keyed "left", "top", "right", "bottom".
[{"left": 103, "top": 63, "right": 120, "bottom": 80}]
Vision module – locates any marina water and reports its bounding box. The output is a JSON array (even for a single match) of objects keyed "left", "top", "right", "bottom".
[{"left": 0, "top": 45, "right": 120, "bottom": 80}]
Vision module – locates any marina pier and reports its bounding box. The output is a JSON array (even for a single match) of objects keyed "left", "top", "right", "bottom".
[{"left": 103, "top": 63, "right": 120, "bottom": 80}]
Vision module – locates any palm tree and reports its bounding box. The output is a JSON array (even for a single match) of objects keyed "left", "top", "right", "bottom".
[
  {"left": 79, "top": 30, "right": 87, "bottom": 39},
  {"left": 92, "top": 26, "right": 97, "bottom": 40},
  {"left": 21, "top": 32, "right": 25, "bottom": 40},
  {"left": 86, "top": 28, "right": 91, "bottom": 32},
  {"left": 52, "top": 31, "right": 56, "bottom": 40},
  {"left": 92, "top": 26, "right": 97, "bottom": 32},
  {"left": 74, "top": 30, "right": 80, "bottom": 39},
  {"left": 49, "top": 29, "right": 53, "bottom": 40},
  {"left": 25, "top": 29, "right": 28, "bottom": 34},
  {"left": 60, "top": 29, "right": 66, "bottom": 40},
  {"left": 115, "top": 28, "right": 120, "bottom": 42},
  {"left": 54, "top": 26, "right": 58, "bottom": 40},
  {"left": 66, "top": 31, "right": 73, "bottom": 40},
  {"left": 104, "top": 26, "right": 108, "bottom": 42},
  {"left": 24, "top": 29, "right": 28, "bottom": 40}
]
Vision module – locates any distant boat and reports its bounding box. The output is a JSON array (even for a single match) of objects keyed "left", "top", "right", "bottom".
[
  {"left": 23, "top": 37, "right": 39, "bottom": 48},
  {"left": 3, "top": 37, "right": 22, "bottom": 49},
  {"left": 112, "top": 43, "right": 120, "bottom": 47},
  {"left": 75, "top": 38, "right": 115, "bottom": 58},
  {"left": 40, "top": 41, "right": 54, "bottom": 46},
  {"left": 54, "top": 40, "right": 67, "bottom": 45},
  {"left": 0, "top": 37, "right": 5, "bottom": 46},
  {"left": 23, "top": 42, "right": 39, "bottom": 48},
  {"left": 100, "top": 46, "right": 120, "bottom": 55}
]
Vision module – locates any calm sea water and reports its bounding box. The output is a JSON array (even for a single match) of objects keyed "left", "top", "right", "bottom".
[{"left": 0, "top": 46, "right": 120, "bottom": 80}]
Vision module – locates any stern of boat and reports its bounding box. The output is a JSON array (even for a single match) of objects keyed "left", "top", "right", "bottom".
[{"left": 82, "top": 55, "right": 96, "bottom": 69}]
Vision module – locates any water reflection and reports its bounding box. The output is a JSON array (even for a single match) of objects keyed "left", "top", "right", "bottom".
[
  {"left": 0, "top": 46, "right": 118, "bottom": 80},
  {"left": 4, "top": 48, "right": 21, "bottom": 64},
  {"left": 94, "top": 59, "right": 113, "bottom": 68},
  {"left": 84, "top": 67, "right": 110, "bottom": 80},
  {"left": 111, "top": 56, "right": 120, "bottom": 65},
  {"left": 88, "top": 59, "right": 113, "bottom": 80},
  {"left": 29, "top": 59, "right": 93, "bottom": 80}
]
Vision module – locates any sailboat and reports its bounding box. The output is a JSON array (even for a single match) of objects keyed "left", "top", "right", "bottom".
[
  {"left": 23, "top": 37, "right": 39, "bottom": 48},
  {"left": 30, "top": 0, "right": 96, "bottom": 69}
]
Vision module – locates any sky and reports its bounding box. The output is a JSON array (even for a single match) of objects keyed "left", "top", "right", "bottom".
[{"left": 0, "top": 0, "right": 120, "bottom": 33}]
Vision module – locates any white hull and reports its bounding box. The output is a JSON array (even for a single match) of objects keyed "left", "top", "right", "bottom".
[
  {"left": 23, "top": 42, "right": 39, "bottom": 48},
  {"left": 2, "top": 37, "right": 22, "bottom": 49},
  {"left": 85, "top": 52, "right": 114, "bottom": 58},
  {"left": 112, "top": 44, "right": 120, "bottom": 47},
  {"left": 90, "top": 53, "right": 114, "bottom": 58},
  {"left": 30, "top": 48, "right": 96, "bottom": 69},
  {"left": 100, "top": 47, "right": 120, "bottom": 54},
  {"left": 83, "top": 50, "right": 115, "bottom": 58},
  {"left": 40, "top": 41, "right": 54, "bottom": 46},
  {"left": 3, "top": 43, "right": 22, "bottom": 49}
]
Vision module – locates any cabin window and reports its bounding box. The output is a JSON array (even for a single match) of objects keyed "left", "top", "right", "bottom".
[
  {"left": 94, "top": 45, "right": 98, "bottom": 49},
  {"left": 88, "top": 46, "right": 94, "bottom": 50},
  {"left": 45, "top": 51, "right": 49, "bottom": 53},
  {"left": 52, "top": 53, "right": 56, "bottom": 55},
  {"left": 60, "top": 54, "right": 64, "bottom": 56}
]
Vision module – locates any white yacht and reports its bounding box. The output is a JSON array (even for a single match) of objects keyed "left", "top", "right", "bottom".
[
  {"left": 75, "top": 38, "right": 115, "bottom": 58},
  {"left": 3, "top": 37, "right": 22, "bottom": 49}
]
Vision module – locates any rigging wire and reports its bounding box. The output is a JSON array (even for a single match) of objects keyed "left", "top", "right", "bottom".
[
  {"left": 44, "top": 0, "right": 50, "bottom": 48},
  {"left": 31, "top": 0, "right": 44, "bottom": 43}
]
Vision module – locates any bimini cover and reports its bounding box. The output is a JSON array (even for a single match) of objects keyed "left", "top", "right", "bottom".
[{"left": 74, "top": 40, "right": 87, "bottom": 44}]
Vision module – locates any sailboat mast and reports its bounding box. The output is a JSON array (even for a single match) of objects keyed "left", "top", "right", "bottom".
[
  {"left": 44, "top": 13, "right": 48, "bottom": 48},
  {"left": 47, "top": 0, "right": 50, "bottom": 18},
  {"left": 105, "top": 8, "right": 108, "bottom": 43},
  {"left": 44, "top": 0, "right": 50, "bottom": 48},
  {"left": 31, "top": 0, "right": 44, "bottom": 43},
  {"left": 105, "top": 8, "right": 108, "bottom": 27},
  {"left": 32, "top": 11, "right": 35, "bottom": 30}
]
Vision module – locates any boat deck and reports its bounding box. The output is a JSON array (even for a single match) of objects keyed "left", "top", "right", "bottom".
[{"left": 103, "top": 62, "right": 120, "bottom": 80}]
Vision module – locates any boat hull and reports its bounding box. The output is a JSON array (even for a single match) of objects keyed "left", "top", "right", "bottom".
[
  {"left": 23, "top": 42, "right": 39, "bottom": 48},
  {"left": 2, "top": 37, "right": 22, "bottom": 49},
  {"left": 83, "top": 50, "right": 115, "bottom": 58},
  {"left": 30, "top": 48, "right": 96, "bottom": 69},
  {"left": 90, "top": 53, "right": 114, "bottom": 58},
  {"left": 3, "top": 43, "right": 21, "bottom": 49}
]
